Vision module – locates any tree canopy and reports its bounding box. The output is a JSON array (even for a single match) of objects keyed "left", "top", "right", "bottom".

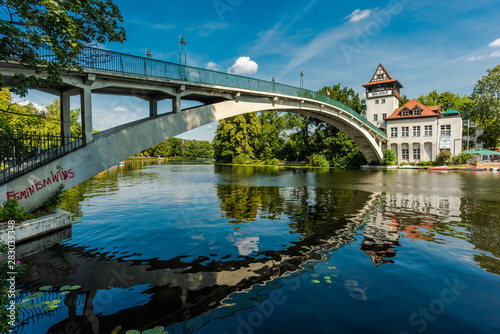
[
  {"left": 466, "top": 64, "right": 500, "bottom": 149},
  {"left": 0, "top": 0, "right": 126, "bottom": 96}
]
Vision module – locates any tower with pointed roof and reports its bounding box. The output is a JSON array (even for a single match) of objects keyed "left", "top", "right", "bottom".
[{"left": 363, "top": 64, "right": 403, "bottom": 129}]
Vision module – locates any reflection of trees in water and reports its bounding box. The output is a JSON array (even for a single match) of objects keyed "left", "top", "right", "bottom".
[
  {"left": 459, "top": 198, "right": 500, "bottom": 275},
  {"left": 59, "top": 160, "right": 164, "bottom": 218},
  {"left": 216, "top": 184, "right": 356, "bottom": 237}
]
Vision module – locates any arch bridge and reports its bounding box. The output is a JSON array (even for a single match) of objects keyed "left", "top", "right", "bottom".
[{"left": 0, "top": 47, "right": 387, "bottom": 210}]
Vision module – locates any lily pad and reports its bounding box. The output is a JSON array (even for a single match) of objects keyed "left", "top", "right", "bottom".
[
  {"left": 324, "top": 276, "right": 331, "bottom": 280},
  {"left": 328, "top": 266, "right": 336, "bottom": 269},
  {"left": 325, "top": 280, "right": 332, "bottom": 284},
  {"left": 111, "top": 326, "right": 122, "bottom": 334},
  {"left": 46, "top": 300, "right": 61, "bottom": 305},
  {"left": 125, "top": 330, "right": 141, "bottom": 334},
  {"left": 298, "top": 250, "right": 303, "bottom": 253},
  {"left": 33, "top": 301, "right": 49, "bottom": 308},
  {"left": 142, "top": 326, "right": 166, "bottom": 334},
  {"left": 39, "top": 286, "right": 52, "bottom": 291},
  {"left": 311, "top": 279, "right": 321, "bottom": 283},
  {"left": 61, "top": 291, "right": 70, "bottom": 295},
  {"left": 310, "top": 274, "right": 320, "bottom": 278},
  {"left": 59, "top": 285, "right": 71, "bottom": 291},
  {"left": 44, "top": 305, "right": 58, "bottom": 311},
  {"left": 15, "top": 302, "right": 32, "bottom": 309},
  {"left": 69, "top": 285, "right": 81, "bottom": 290},
  {"left": 24, "top": 291, "right": 44, "bottom": 300},
  {"left": 279, "top": 254, "right": 287, "bottom": 257},
  {"left": 14, "top": 289, "right": 22, "bottom": 294},
  {"left": 301, "top": 246, "right": 311, "bottom": 250}
]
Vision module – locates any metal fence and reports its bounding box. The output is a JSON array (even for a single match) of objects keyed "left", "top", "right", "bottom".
[
  {"left": 37, "top": 46, "right": 386, "bottom": 138},
  {"left": 0, "top": 132, "right": 82, "bottom": 186}
]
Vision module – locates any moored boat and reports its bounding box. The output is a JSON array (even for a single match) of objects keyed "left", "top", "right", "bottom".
[
  {"left": 428, "top": 166, "right": 450, "bottom": 171},
  {"left": 399, "top": 165, "right": 419, "bottom": 169}
]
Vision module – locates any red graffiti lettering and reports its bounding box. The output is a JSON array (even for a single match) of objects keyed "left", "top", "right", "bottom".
[{"left": 6, "top": 168, "right": 76, "bottom": 202}]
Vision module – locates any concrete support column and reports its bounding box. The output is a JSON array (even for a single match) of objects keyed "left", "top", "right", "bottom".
[
  {"left": 150, "top": 99, "right": 158, "bottom": 118},
  {"left": 172, "top": 95, "right": 181, "bottom": 113},
  {"left": 60, "top": 91, "right": 71, "bottom": 146},
  {"left": 80, "top": 87, "right": 93, "bottom": 145}
]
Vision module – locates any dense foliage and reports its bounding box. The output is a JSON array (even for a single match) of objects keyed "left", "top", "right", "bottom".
[
  {"left": 466, "top": 64, "right": 500, "bottom": 149},
  {"left": 142, "top": 137, "right": 214, "bottom": 159},
  {"left": 383, "top": 148, "right": 398, "bottom": 166},
  {"left": 213, "top": 84, "right": 368, "bottom": 168},
  {"left": 0, "top": 88, "right": 82, "bottom": 135},
  {"left": 0, "top": 0, "right": 126, "bottom": 97}
]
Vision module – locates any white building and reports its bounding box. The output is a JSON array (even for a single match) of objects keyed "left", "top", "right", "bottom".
[{"left": 364, "top": 64, "right": 463, "bottom": 163}]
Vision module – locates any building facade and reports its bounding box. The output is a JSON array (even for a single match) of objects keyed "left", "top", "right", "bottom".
[{"left": 364, "top": 65, "right": 463, "bottom": 163}]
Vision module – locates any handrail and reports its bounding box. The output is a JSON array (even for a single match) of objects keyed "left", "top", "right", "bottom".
[{"left": 42, "top": 46, "right": 386, "bottom": 138}]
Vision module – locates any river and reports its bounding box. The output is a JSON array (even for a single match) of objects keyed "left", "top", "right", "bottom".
[{"left": 13, "top": 160, "right": 500, "bottom": 334}]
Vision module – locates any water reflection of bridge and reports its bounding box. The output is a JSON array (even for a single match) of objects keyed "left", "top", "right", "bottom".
[{"left": 19, "top": 189, "right": 381, "bottom": 333}]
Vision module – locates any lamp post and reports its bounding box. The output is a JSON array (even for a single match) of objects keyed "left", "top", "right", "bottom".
[
  {"left": 145, "top": 48, "right": 152, "bottom": 58},
  {"left": 300, "top": 71, "right": 303, "bottom": 89},
  {"left": 179, "top": 35, "right": 187, "bottom": 66}
]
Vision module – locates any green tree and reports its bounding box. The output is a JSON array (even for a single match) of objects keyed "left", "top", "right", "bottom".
[
  {"left": 466, "top": 64, "right": 500, "bottom": 148},
  {"left": 0, "top": 0, "right": 126, "bottom": 97},
  {"left": 383, "top": 148, "right": 398, "bottom": 166},
  {"left": 213, "top": 113, "right": 261, "bottom": 162},
  {"left": 318, "top": 83, "right": 366, "bottom": 116},
  {"left": 417, "top": 90, "right": 472, "bottom": 112},
  {"left": 399, "top": 94, "right": 410, "bottom": 107}
]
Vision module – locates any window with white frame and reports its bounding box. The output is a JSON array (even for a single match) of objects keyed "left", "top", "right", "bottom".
[
  {"left": 402, "top": 126, "right": 409, "bottom": 137},
  {"left": 402, "top": 149, "right": 409, "bottom": 159},
  {"left": 382, "top": 113, "right": 387, "bottom": 119},
  {"left": 391, "top": 127, "right": 398, "bottom": 137},
  {"left": 413, "top": 108, "right": 421, "bottom": 116},
  {"left": 375, "top": 100, "right": 379, "bottom": 104},
  {"left": 440, "top": 124, "right": 451, "bottom": 136},
  {"left": 424, "top": 125, "right": 432, "bottom": 136},
  {"left": 374, "top": 114, "right": 378, "bottom": 121},
  {"left": 381, "top": 99, "right": 386, "bottom": 104},
  {"left": 413, "top": 148, "right": 421, "bottom": 160},
  {"left": 401, "top": 110, "right": 409, "bottom": 117},
  {"left": 413, "top": 126, "right": 420, "bottom": 136}
]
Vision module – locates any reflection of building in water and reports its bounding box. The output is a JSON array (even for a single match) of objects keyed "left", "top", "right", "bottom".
[{"left": 361, "top": 193, "right": 461, "bottom": 266}]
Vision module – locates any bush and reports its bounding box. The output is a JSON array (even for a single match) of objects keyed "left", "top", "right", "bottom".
[
  {"left": 383, "top": 148, "right": 398, "bottom": 166},
  {"left": 232, "top": 153, "right": 251, "bottom": 164},
  {"left": 265, "top": 158, "right": 280, "bottom": 166},
  {"left": 417, "top": 161, "right": 433, "bottom": 166},
  {"left": 453, "top": 152, "right": 474, "bottom": 165},
  {"left": 308, "top": 154, "right": 330, "bottom": 167},
  {"left": 435, "top": 150, "right": 452, "bottom": 165},
  {"left": 35, "top": 185, "right": 65, "bottom": 214},
  {"left": 0, "top": 199, "right": 25, "bottom": 222}
]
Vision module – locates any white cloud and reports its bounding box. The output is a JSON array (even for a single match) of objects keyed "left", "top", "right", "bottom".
[
  {"left": 227, "top": 57, "right": 258, "bottom": 75},
  {"left": 467, "top": 50, "right": 500, "bottom": 62},
  {"left": 15, "top": 101, "right": 47, "bottom": 112},
  {"left": 114, "top": 106, "right": 128, "bottom": 112},
  {"left": 206, "top": 61, "right": 219, "bottom": 71},
  {"left": 152, "top": 24, "right": 175, "bottom": 31},
  {"left": 489, "top": 38, "right": 500, "bottom": 48},
  {"left": 345, "top": 9, "right": 371, "bottom": 23},
  {"left": 135, "top": 108, "right": 143, "bottom": 113}
]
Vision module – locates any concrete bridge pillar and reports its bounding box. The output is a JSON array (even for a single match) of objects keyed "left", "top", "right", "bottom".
[
  {"left": 60, "top": 91, "right": 72, "bottom": 146},
  {"left": 150, "top": 99, "right": 158, "bottom": 118},
  {"left": 172, "top": 95, "right": 181, "bottom": 113},
  {"left": 80, "top": 87, "right": 93, "bottom": 145}
]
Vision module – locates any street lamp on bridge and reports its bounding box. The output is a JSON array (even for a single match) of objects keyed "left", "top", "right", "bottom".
[{"left": 179, "top": 35, "right": 187, "bottom": 66}]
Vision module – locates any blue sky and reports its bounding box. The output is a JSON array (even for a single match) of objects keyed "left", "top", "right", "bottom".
[{"left": 17, "top": 0, "right": 500, "bottom": 141}]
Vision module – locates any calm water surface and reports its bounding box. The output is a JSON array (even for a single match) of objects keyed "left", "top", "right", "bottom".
[{"left": 14, "top": 161, "right": 500, "bottom": 334}]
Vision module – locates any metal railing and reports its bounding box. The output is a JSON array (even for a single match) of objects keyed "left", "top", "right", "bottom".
[
  {"left": 0, "top": 132, "right": 82, "bottom": 186},
  {"left": 35, "top": 46, "right": 387, "bottom": 138}
]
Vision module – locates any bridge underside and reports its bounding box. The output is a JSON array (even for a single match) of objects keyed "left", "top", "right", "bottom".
[{"left": 0, "top": 64, "right": 387, "bottom": 211}]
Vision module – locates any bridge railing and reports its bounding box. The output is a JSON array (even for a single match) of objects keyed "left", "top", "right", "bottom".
[
  {"left": 56, "top": 47, "right": 386, "bottom": 138},
  {"left": 0, "top": 132, "right": 82, "bottom": 186}
]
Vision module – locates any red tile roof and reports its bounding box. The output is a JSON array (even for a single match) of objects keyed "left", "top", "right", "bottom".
[
  {"left": 363, "top": 79, "right": 403, "bottom": 88},
  {"left": 385, "top": 99, "right": 440, "bottom": 120}
]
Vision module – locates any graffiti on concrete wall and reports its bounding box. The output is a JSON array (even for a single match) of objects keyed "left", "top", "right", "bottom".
[{"left": 6, "top": 168, "right": 74, "bottom": 201}]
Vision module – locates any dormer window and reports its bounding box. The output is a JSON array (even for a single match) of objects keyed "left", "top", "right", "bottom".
[
  {"left": 413, "top": 108, "right": 422, "bottom": 116},
  {"left": 401, "top": 110, "right": 409, "bottom": 117}
]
